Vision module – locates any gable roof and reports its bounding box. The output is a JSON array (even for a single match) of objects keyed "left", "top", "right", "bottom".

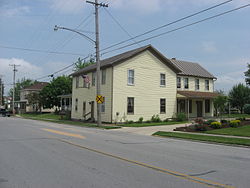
[
  {"left": 23, "top": 82, "right": 49, "bottom": 90},
  {"left": 71, "top": 45, "right": 181, "bottom": 76},
  {"left": 169, "top": 59, "right": 216, "bottom": 79}
]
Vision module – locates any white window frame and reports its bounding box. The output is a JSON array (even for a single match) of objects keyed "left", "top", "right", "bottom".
[
  {"left": 177, "top": 77, "right": 181, "bottom": 89},
  {"left": 205, "top": 80, "right": 209, "bottom": 91},
  {"left": 195, "top": 79, "right": 200, "bottom": 90},
  {"left": 101, "top": 69, "right": 106, "bottom": 85},
  {"left": 127, "top": 69, "right": 134, "bottom": 85},
  {"left": 184, "top": 78, "right": 189, "bottom": 89},
  {"left": 160, "top": 73, "right": 166, "bottom": 87},
  {"left": 127, "top": 97, "right": 134, "bottom": 114},
  {"left": 160, "top": 98, "right": 166, "bottom": 114},
  {"left": 101, "top": 97, "right": 105, "bottom": 113}
]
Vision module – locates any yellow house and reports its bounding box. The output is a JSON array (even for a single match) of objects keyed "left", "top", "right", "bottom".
[{"left": 71, "top": 45, "right": 218, "bottom": 123}]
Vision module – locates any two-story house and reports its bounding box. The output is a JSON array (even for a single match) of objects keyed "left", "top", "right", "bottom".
[{"left": 71, "top": 45, "right": 218, "bottom": 123}]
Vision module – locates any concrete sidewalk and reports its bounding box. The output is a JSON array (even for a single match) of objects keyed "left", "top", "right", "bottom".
[{"left": 112, "top": 123, "right": 190, "bottom": 136}]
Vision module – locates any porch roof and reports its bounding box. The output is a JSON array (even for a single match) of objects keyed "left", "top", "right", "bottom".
[{"left": 177, "top": 91, "right": 219, "bottom": 99}]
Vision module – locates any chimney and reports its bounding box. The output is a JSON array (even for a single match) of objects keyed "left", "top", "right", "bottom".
[{"left": 172, "top": 58, "right": 176, "bottom": 60}]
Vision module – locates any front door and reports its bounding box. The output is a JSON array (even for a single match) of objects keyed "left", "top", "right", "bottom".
[{"left": 196, "top": 101, "right": 203, "bottom": 117}]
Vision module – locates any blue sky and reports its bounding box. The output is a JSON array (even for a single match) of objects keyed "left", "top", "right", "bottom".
[{"left": 0, "top": 0, "right": 249, "bottom": 94}]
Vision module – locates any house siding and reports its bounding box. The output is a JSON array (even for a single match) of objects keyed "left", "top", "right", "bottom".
[
  {"left": 71, "top": 67, "right": 113, "bottom": 122},
  {"left": 112, "top": 51, "right": 177, "bottom": 123}
]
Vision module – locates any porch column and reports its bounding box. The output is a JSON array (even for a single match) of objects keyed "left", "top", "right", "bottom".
[
  {"left": 187, "top": 99, "right": 189, "bottom": 120},
  {"left": 60, "top": 97, "right": 62, "bottom": 111},
  {"left": 202, "top": 99, "right": 206, "bottom": 118}
]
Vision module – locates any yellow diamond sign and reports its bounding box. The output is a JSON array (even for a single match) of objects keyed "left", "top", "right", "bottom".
[{"left": 96, "top": 95, "right": 104, "bottom": 104}]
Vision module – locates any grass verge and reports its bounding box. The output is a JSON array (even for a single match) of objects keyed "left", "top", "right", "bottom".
[
  {"left": 205, "top": 125, "right": 250, "bottom": 137},
  {"left": 19, "top": 114, "right": 120, "bottom": 130},
  {"left": 120, "top": 121, "right": 188, "bottom": 127},
  {"left": 153, "top": 131, "right": 250, "bottom": 146}
]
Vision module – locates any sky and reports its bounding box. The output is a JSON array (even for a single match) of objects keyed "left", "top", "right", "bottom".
[{"left": 0, "top": 0, "right": 249, "bottom": 95}]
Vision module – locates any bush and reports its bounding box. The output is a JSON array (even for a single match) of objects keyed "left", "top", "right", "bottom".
[
  {"left": 175, "top": 113, "right": 187, "bottom": 122},
  {"left": 229, "top": 120, "right": 241, "bottom": 127},
  {"left": 151, "top": 114, "right": 161, "bottom": 122},
  {"left": 244, "top": 104, "right": 250, "bottom": 114},
  {"left": 204, "top": 119, "right": 216, "bottom": 125},
  {"left": 210, "top": 121, "right": 222, "bottom": 129},
  {"left": 220, "top": 119, "right": 228, "bottom": 124},
  {"left": 138, "top": 117, "right": 143, "bottom": 123},
  {"left": 194, "top": 124, "right": 208, "bottom": 131}
]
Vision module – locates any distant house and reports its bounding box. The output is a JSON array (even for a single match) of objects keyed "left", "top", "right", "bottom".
[
  {"left": 70, "top": 45, "right": 218, "bottom": 123},
  {"left": 18, "top": 82, "right": 48, "bottom": 113}
]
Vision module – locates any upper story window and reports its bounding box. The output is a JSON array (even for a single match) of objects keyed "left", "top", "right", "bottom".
[
  {"left": 184, "top": 78, "right": 189, "bottom": 89},
  {"left": 160, "top": 98, "right": 166, "bottom": 113},
  {"left": 127, "top": 97, "right": 134, "bottom": 114},
  {"left": 92, "top": 72, "right": 96, "bottom": 86},
  {"left": 128, "top": 69, "right": 134, "bottom": 85},
  {"left": 195, "top": 79, "right": 200, "bottom": 90},
  {"left": 205, "top": 80, "right": 209, "bottom": 91},
  {"left": 76, "top": 76, "right": 79, "bottom": 88},
  {"left": 101, "top": 69, "right": 106, "bottom": 85},
  {"left": 160, "top": 73, "right": 166, "bottom": 86},
  {"left": 177, "top": 77, "right": 181, "bottom": 88}
]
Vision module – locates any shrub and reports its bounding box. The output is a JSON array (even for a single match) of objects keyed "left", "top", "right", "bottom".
[
  {"left": 204, "top": 119, "right": 216, "bottom": 125},
  {"left": 229, "top": 120, "right": 241, "bottom": 127},
  {"left": 220, "top": 119, "right": 228, "bottom": 124},
  {"left": 194, "top": 124, "right": 208, "bottom": 131},
  {"left": 151, "top": 114, "right": 161, "bottom": 122},
  {"left": 175, "top": 113, "right": 187, "bottom": 122},
  {"left": 195, "top": 118, "right": 204, "bottom": 125},
  {"left": 210, "top": 121, "right": 222, "bottom": 129},
  {"left": 138, "top": 117, "right": 143, "bottom": 123},
  {"left": 244, "top": 104, "right": 250, "bottom": 114}
]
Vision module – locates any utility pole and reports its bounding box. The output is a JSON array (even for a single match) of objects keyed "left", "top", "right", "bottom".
[
  {"left": 0, "top": 75, "right": 3, "bottom": 106},
  {"left": 86, "top": 0, "right": 108, "bottom": 126},
  {"left": 9, "top": 64, "right": 20, "bottom": 115}
]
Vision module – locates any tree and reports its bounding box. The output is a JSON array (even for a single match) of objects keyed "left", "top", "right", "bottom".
[
  {"left": 213, "top": 95, "right": 228, "bottom": 117},
  {"left": 8, "top": 78, "right": 35, "bottom": 101},
  {"left": 26, "top": 92, "right": 42, "bottom": 112},
  {"left": 228, "top": 83, "right": 250, "bottom": 114},
  {"left": 245, "top": 63, "right": 250, "bottom": 86},
  {"left": 40, "top": 76, "right": 72, "bottom": 109},
  {"left": 73, "top": 57, "right": 95, "bottom": 72}
]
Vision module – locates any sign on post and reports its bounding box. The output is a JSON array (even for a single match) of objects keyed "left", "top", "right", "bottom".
[{"left": 96, "top": 95, "right": 104, "bottom": 104}]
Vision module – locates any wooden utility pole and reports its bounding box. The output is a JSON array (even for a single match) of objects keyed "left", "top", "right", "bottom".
[
  {"left": 9, "top": 64, "right": 20, "bottom": 115},
  {"left": 0, "top": 75, "right": 3, "bottom": 106},
  {"left": 86, "top": 0, "right": 108, "bottom": 126}
]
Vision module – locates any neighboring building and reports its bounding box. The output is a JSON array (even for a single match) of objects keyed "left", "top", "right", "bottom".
[
  {"left": 71, "top": 45, "right": 218, "bottom": 123},
  {"left": 18, "top": 82, "right": 48, "bottom": 113},
  {"left": 58, "top": 94, "right": 72, "bottom": 112}
]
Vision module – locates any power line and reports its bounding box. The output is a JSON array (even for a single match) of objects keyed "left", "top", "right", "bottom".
[
  {"left": 0, "top": 45, "right": 84, "bottom": 56},
  {"left": 102, "top": 3, "right": 250, "bottom": 55},
  {"left": 99, "top": 0, "right": 233, "bottom": 53}
]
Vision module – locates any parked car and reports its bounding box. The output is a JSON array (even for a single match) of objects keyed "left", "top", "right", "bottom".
[{"left": 0, "top": 109, "right": 10, "bottom": 117}]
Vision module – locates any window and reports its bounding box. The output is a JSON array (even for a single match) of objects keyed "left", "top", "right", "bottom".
[
  {"left": 127, "top": 97, "right": 134, "bottom": 114},
  {"left": 160, "top": 73, "right": 166, "bottom": 86},
  {"left": 205, "top": 80, "right": 209, "bottom": 91},
  {"left": 184, "top": 78, "right": 189, "bottom": 89},
  {"left": 127, "top": 69, "right": 134, "bottom": 85},
  {"left": 92, "top": 72, "right": 96, "bottom": 86},
  {"left": 76, "top": 76, "right": 79, "bottom": 88},
  {"left": 101, "top": 97, "right": 105, "bottom": 112},
  {"left": 205, "top": 99, "right": 210, "bottom": 113},
  {"left": 101, "top": 69, "right": 106, "bottom": 85},
  {"left": 75, "top": 98, "right": 78, "bottom": 111},
  {"left": 195, "top": 79, "right": 200, "bottom": 90},
  {"left": 177, "top": 77, "right": 181, "bottom": 88},
  {"left": 160, "top": 99, "right": 166, "bottom": 113},
  {"left": 189, "top": 100, "right": 192, "bottom": 113}
]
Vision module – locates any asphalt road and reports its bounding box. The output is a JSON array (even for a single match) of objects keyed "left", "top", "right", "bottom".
[{"left": 0, "top": 117, "right": 250, "bottom": 188}]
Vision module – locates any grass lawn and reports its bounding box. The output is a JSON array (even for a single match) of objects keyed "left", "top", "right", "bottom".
[
  {"left": 153, "top": 131, "right": 250, "bottom": 146},
  {"left": 205, "top": 125, "right": 250, "bottom": 137},
  {"left": 221, "top": 114, "right": 250, "bottom": 118},
  {"left": 120, "top": 121, "right": 188, "bottom": 127},
  {"left": 19, "top": 113, "right": 120, "bottom": 130}
]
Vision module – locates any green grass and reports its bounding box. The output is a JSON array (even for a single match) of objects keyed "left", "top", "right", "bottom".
[
  {"left": 153, "top": 131, "right": 250, "bottom": 146},
  {"left": 20, "top": 113, "right": 120, "bottom": 129},
  {"left": 205, "top": 125, "right": 250, "bottom": 137},
  {"left": 120, "top": 121, "right": 188, "bottom": 127},
  {"left": 221, "top": 114, "right": 250, "bottom": 118}
]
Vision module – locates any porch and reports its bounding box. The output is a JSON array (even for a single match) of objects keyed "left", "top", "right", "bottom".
[
  {"left": 58, "top": 94, "right": 72, "bottom": 112},
  {"left": 177, "top": 91, "right": 219, "bottom": 119}
]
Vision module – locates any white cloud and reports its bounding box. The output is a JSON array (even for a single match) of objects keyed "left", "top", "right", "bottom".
[
  {"left": 50, "top": 0, "right": 84, "bottom": 14},
  {"left": 202, "top": 41, "right": 217, "bottom": 53},
  {"left": 0, "top": 5, "right": 30, "bottom": 17}
]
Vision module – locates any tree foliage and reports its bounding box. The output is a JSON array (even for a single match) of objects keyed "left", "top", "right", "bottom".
[
  {"left": 8, "top": 78, "right": 35, "bottom": 101},
  {"left": 213, "top": 95, "right": 228, "bottom": 116},
  {"left": 40, "top": 76, "right": 72, "bottom": 108},
  {"left": 228, "top": 83, "right": 250, "bottom": 114},
  {"left": 244, "top": 63, "right": 250, "bottom": 86},
  {"left": 73, "top": 57, "right": 95, "bottom": 72}
]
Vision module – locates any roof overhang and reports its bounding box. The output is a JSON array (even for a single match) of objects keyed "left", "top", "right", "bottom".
[{"left": 177, "top": 91, "right": 219, "bottom": 99}]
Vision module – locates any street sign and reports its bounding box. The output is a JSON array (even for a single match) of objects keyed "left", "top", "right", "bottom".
[{"left": 96, "top": 95, "right": 104, "bottom": 104}]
